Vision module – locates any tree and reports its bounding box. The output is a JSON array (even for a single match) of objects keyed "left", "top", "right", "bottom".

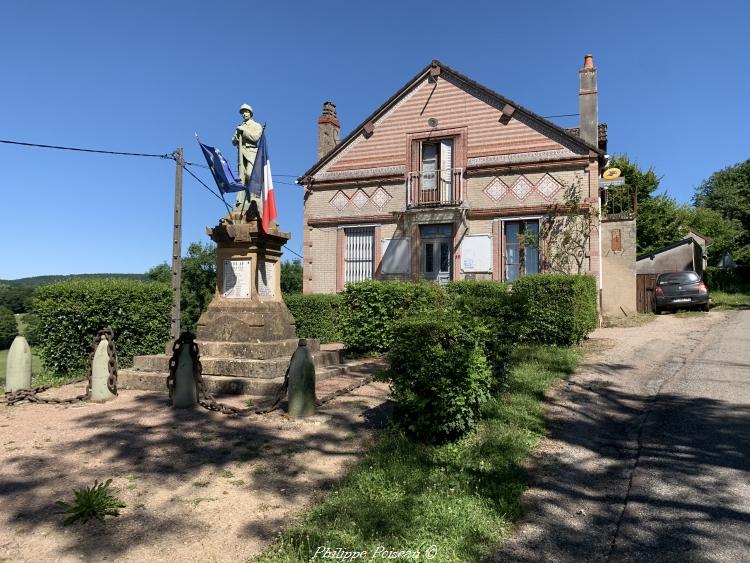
[
  {"left": 281, "top": 260, "right": 303, "bottom": 294},
  {"left": 0, "top": 285, "right": 34, "bottom": 314},
  {"left": 0, "top": 306, "right": 17, "bottom": 349},
  {"left": 636, "top": 194, "right": 690, "bottom": 255},
  {"left": 683, "top": 207, "right": 744, "bottom": 266},
  {"left": 145, "top": 243, "right": 216, "bottom": 333},
  {"left": 694, "top": 158, "right": 750, "bottom": 264}
]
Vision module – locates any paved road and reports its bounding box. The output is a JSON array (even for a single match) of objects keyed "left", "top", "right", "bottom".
[{"left": 495, "top": 309, "right": 750, "bottom": 562}]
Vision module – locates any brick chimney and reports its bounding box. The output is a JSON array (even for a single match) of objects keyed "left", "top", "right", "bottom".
[
  {"left": 317, "top": 101, "right": 340, "bottom": 160},
  {"left": 578, "top": 54, "right": 598, "bottom": 147}
]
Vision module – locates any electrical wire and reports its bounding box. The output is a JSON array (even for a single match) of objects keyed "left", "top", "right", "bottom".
[
  {"left": 181, "top": 165, "right": 232, "bottom": 212},
  {"left": 543, "top": 113, "right": 579, "bottom": 118},
  {"left": 0, "top": 138, "right": 174, "bottom": 159},
  {"left": 282, "top": 244, "right": 304, "bottom": 261}
]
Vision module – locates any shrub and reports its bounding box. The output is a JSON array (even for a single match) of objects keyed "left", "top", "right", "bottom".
[
  {"left": 341, "top": 280, "right": 447, "bottom": 354},
  {"left": 511, "top": 274, "right": 597, "bottom": 345},
  {"left": 0, "top": 306, "right": 17, "bottom": 349},
  {"left": 55, "top": 479, "right": 126, "bottom": 525},
  {"left": 20, "top": 312, "right": 42, "bottom": 346},
  {"left": 446, "top": 281, "right": 526, "bottom": 385},
  {"left": 31, "top": 279, "right": 171, "bottom": 375},
  {"left": 704, "top": 266, "right": 750, "bottom": 292},
  {"left": 283, "top": 293, "right": 343, "bottom": 343},
  {"left": 389, "top": 309, "right": 492, "bottom": 443}
]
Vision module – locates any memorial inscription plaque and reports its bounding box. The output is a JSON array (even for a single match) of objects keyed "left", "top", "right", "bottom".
[
  {"left": 223, "top": 259, "right": 251, "bottom": 298},
  {"left": 257, "top": 259, "right": 275, "bottom": 298}
]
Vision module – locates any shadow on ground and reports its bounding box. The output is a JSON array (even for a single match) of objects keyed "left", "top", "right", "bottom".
[
  {"left": 0, "top": 386, "right": 392, "bottom": 561},
  {"left": 492, "top": 378, "right": 750, "bottom": 562}
]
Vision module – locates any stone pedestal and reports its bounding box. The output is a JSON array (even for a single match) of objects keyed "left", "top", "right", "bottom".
[
  {"left": 198, "top": 218, "right": 296, "bottom": 343},
  {"left": 119, "top": 216, "right": 347, "bottom": 400}
]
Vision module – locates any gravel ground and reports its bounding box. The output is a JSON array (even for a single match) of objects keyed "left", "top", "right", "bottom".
[{"left": 0, "top": 375, "right": 391, "bottom": 562}]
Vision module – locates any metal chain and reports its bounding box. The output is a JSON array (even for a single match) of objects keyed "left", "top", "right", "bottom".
[
  {"left": 2, "top": 327, "right": 118, "bottom": 406},
  {"left": 166, "top": 332, "right": 374, "bottom": 418}
]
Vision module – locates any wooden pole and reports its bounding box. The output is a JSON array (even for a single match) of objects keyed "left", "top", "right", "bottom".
[{"left": 170, "top": 147, "right": 183, "bottom": 341}]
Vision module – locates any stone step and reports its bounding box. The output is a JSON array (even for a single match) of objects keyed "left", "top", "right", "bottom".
[
  {"left": 195, "top": 338, "right": 320, "bottom": 360},
  {"left": 132, "top": 349, "right": 342, "bottom": 379},
  {"left": 117, "top": 358, "right": 380, "bottom": 396}
]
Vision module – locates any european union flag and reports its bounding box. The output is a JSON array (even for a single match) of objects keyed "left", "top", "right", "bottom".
[{"left": 197, "top": 140, "right": 259, "bottom": 196}]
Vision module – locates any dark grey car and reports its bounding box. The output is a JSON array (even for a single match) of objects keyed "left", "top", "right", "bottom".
[{"left": 654, "top": 271, "right": 710, "bottom": 313}]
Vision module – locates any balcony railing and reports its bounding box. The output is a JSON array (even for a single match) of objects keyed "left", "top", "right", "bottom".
[{"left": 407, "top": 168, "right": 464, "bottom": 208}]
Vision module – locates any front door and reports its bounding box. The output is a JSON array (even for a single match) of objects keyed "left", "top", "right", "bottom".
[{"left": 420, "top": 224, "right": 453, "bottom": 283}]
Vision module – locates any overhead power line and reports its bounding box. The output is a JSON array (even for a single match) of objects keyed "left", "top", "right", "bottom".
[
  {"left": 0, "top": 138, "right": 174, "bottom": 160},
  {"left": 181, "top": 165, "right": 232, "bottom": 212}
]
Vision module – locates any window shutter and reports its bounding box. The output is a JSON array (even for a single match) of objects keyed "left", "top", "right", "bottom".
[
  {"left": 344, "top": 227, "right": 374, "bottom": 284},
  {"left": 440, "top": 139, "right": 453, "bottom": 200}
]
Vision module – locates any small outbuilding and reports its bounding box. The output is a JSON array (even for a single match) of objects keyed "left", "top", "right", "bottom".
[{"left": 635, "top": 231, "right": 712, "bottom": 312}]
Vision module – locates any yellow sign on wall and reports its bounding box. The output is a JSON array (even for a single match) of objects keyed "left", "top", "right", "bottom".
[{"left": 602, "top": 168, "right": 622, "bottom": 180}]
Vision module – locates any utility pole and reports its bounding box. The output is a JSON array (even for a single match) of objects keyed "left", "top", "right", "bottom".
[{"left": 170, "top": 147, "right": 183, "bottom": 342}]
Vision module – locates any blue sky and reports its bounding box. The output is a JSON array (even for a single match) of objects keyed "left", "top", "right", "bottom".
[{"left": 2, "top": 0, "right": 748, "bottom": 279}]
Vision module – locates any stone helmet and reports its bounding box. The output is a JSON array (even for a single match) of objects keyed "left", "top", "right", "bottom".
[{"left": 239, "top": 103, "right": 253, "bottom": 115}]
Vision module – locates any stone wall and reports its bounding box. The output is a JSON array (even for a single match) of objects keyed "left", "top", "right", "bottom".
[{"left": 601, "top": 217, "right": 637, "bottom": 317}]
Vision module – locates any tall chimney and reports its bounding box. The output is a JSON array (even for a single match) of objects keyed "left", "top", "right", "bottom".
[
  {"left": 317, "top": 101, "right": 340, "bottom": 160},
  {"left": 579, "top": 54, "right": 598, "bottom": 147}
]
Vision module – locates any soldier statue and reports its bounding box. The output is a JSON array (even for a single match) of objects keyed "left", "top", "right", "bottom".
[{"left": 230, "top": 103, "right": 263, "bottom": 219}]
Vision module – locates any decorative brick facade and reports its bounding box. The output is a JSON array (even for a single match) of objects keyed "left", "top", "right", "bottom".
[{"left": 299, "top": 57, "right": 631, "bottom": 315}]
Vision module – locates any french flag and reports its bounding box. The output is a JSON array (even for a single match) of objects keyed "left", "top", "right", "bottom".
[{"left": 248, "top": 132, "right": 278, "bottom": 232}]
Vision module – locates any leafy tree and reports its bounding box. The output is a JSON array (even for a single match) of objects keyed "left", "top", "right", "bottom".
[
  {"left": 179, "top": 243, "right": 216, "bottom": 333},
  {"left": 609, "top": 154, "right": 661, "bottom": 204},
  {"left": 146, "top": 263, "right": 171, "bottom": 284},
  {"left": 683, "top": 207, "right": 744, "bottom": 266},
  {"left": 145, "top": 243, "right": 216, "bottom": 333},
  {"left": 281, "top": 259, "right": 303, "bottom": 294},
  {"left": 0, "top": 285, "right": 34, "bottom": 313},
  {"left": 0, "top": 306, "right": 17, "bottom": 349},
  {"left": 694, "top": 158, "right": 750, "bottom": 264},
  {"left": 635, "top": 194, "right": 690, "bottom": 255}
]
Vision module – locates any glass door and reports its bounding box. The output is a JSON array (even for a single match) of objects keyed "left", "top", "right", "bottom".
[
  {"left": 504, "top": 220, "right": 540, "bottom": 282},
  {"left": 420, "top": 224, "right": 452, "bottom": 283}
]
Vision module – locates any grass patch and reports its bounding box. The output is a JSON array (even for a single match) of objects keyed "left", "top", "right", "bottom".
[
  {"left": 602, "top": 313, "right": 655, "bottom": 328},
  {"left": 255, "top": 345, "right": 580, "bottom": 562},
  {"left": 711, "top": 290, "right": 750, "bottom": 310},
  {"left": 192, "top": 479, "right": 210, "bottom": 488}
]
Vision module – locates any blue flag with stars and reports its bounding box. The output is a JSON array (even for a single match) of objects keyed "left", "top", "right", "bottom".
[{"left": 197, "top": 140, "right": 260, "bottom": 196}]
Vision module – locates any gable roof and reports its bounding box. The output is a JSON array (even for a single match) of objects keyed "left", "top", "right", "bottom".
[
  {"left": 636, "top": 237, "right": 703, "bottom": 262},
  {"left": 300, "top": 59, "right": 604, "bottom": 182}
]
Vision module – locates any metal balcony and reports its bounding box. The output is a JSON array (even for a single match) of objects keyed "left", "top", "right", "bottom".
[{"left": 406, "top": 168, "right": 465, "bottom": 208}]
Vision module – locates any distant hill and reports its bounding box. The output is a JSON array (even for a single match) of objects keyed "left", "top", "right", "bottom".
[{"left": 0, "top": 273, "right": 148, "bottom": 288}]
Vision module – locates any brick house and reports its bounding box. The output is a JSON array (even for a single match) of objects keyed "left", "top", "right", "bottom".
[{"left": 299, "top": 55, "right": 636, "bottom": 316}]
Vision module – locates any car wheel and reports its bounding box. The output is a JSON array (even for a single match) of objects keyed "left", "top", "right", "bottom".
[
  {"left": 654, "top": 307, "right": 661, "bottom": 315},
  {"left": 703, "top": 303, "right": 710, "bottom": 312}
]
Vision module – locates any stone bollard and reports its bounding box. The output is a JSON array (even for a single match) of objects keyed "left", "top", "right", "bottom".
[
  {"left": 172, "top": 341, "right": 198, "bottom": 409},
  {"left": 5, "top": 336, "right": 32, "bottom": 393},
  {"left": 89, "top": 336, "right": 116, "bottom": 402},
  {"left": 287, "top": 339, "right": 316, "bottom": 417}
]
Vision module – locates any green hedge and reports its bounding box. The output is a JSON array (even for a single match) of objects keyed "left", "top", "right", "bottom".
[
  {"left": 446, "top": 281, "right": 526, "bottom": 385},
  {"left": 704, "top": 266, "right": 750, "bottom": 292},
  {"left": 31, "top": 279, "right": 171, "bottom": 375},
  {"left": 388, "top": 309, "right": 492, "bottom": 443},
  {"left": 511, "top": 274, "right": 597, "bottom": 346},
  {"left": 0, "top": 306, "right": 17, "bottom": 349},
  {"left": 341, "top": 281, "right": 447, "bottom": 354},
  {"left": 283, "top": 293, "right": 343, "bottom": 344}
]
